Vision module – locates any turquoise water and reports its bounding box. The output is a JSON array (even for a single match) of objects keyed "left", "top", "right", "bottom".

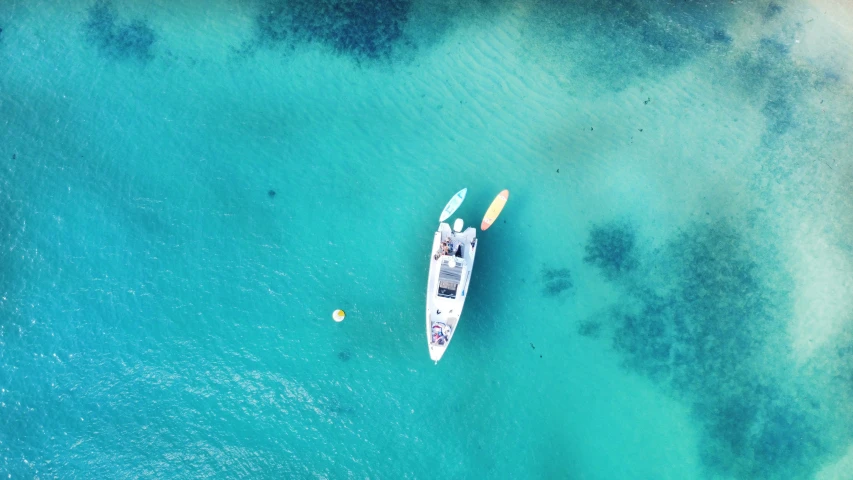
[{"left": 2, "top": 0, "right": 853, "bottom": 478}]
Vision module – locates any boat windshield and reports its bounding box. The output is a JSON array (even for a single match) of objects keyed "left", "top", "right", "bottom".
[{"left": 438, "top": 280, "right": 458, "bottom": 298}]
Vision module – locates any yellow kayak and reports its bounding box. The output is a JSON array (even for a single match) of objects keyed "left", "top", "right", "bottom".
[{"left": 481, "top": 189, "right": 509, "bottom": 230}]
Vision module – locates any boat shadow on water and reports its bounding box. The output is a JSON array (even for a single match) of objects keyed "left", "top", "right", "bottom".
[{"left": 457, "top": 192, "right": 531, "bottom": 346}]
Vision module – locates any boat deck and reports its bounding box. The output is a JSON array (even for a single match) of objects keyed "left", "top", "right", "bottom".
[{"left": 426, "top": 223, "right": 477, "bottom": 361}]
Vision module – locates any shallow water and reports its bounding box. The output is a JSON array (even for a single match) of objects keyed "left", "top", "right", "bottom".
[{"left": 1, "top": 0, "right": 853, "bottom": 478}]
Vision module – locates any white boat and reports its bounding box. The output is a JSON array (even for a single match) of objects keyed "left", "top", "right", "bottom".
[{"left": 426, "top": 218, "right": 477, "bottom": 362}]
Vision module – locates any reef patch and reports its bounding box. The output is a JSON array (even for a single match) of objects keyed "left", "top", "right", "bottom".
[
  {"left": 83, "top": 1, "right": 156, "bottom": 62},
  {"left": 525, "top": 0, "right": 744, "bottom": 92},
  {"left": 252, "top": 0, "right": 412, "bottom": 61},
  {"left": 541, "top": 267, "right": 572, "bottom": 296},
  {"left": 587, "top": 218, "right": 835, "bottom": 478},
  {"left": 583, "top": 221, "right": 638, "bottom": 281},
  {"left": 576, "top": 320, "right": 602, "bottom": 338}
]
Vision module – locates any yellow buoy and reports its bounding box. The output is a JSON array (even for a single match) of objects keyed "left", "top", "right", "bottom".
[{"left": 332, "top": 309, "right": 346, "bottom": 322}]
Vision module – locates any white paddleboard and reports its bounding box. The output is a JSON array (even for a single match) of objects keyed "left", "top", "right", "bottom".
[{"left": 439, "top": 188, "right": 467, "bottom": 222}]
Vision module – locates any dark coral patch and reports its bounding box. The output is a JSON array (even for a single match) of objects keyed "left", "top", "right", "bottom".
[
  {"left": 764, "top": 2, "right": 783, "bottom": 20},
  {"left": 529, "top": 0, "right": 742, "bottom": 92},
  {"left": 697, "top": 388, "right": 824, "bottom": 478},
  {"left": 541, "top": 267, "right": 572, "bottom": 296},
  {"left": 736, "top": 38, "right": 791, "bottom": 82},
  {"left": 337, "top": 350, "right": 351, "bottom": 362},
  {"left": 254, "top": 0, "right": 411, "bottom": 60},
  {"left": 761, "top": 95, "right": 795, "bottom": 137},
  {"left": 733, "top": 37, "right": 810, "bottom": 147},
  {"left": 577, "top": 320, "right": 602, "bottom": 338},
  {"left": 759, "top": 37, "right": 789, "bottom": 57},
  {"left": 84, "top": 1, "right": 156, "bottom": 62},
  {"left": 710, "top": 29, "right": 732, "bottom": 44},
  {"left": 583, "top": 221, "right": 638, "bottom": 281},
  {"left": 600, "top": 220, "right": 829, "bottom": 478}
]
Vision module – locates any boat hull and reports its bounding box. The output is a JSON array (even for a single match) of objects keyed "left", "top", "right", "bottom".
[{"left": 426, "top": 223, "right": 476, "bottom": 362}]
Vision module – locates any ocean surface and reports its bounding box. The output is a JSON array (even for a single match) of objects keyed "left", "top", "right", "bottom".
[{"left": 2, "top": 0, "right": 853, "bottom": 478}]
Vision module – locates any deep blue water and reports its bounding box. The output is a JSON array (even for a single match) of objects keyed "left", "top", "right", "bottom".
[{"left": 2, "top": 0, "right": 853, "bottom": 478}]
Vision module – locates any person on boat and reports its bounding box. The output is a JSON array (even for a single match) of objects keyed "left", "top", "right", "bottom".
[{"left": 432, "top": 324, "right": 445, "bottom": 344}]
